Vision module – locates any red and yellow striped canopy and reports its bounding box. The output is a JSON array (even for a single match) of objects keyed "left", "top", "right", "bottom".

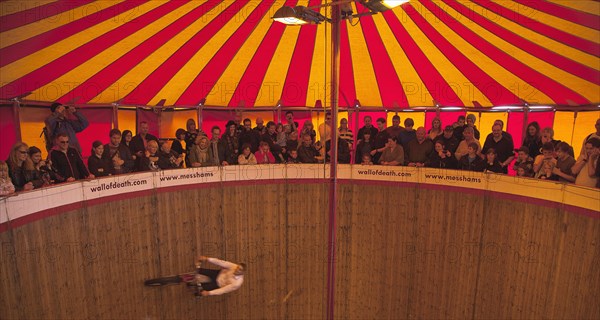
[{"left": 1, "top": 0, "right": 599, "bottom": 108}]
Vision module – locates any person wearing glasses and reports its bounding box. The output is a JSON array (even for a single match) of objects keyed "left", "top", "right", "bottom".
[
  {"left": 45, "top": 102, "right": 89, "bottom": 153},
  {"left": 49, "top": 134, "right": 94, "bottom": 182},
  {"left": 6, "top": 142, "right": 44, "bottom": 191}
]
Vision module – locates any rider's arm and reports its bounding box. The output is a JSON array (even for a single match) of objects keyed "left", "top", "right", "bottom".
[
  {"left": 206, "top": 257, "right": 238, "bottom": 270},
  {"left": 205, "top": 282, "right": 242, "bottom": 296}
]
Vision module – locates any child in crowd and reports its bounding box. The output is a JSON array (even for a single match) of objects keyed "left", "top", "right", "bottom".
[
  {"left": 484, "top": 148, "right": 504, "bottom": 173},
  {"left": 238, "top": 144, "right": 257, "bottom": 165},
  {"left": 538, "top": 161, "right": 558, "bottom": 180},
  {"left": 361, "top": 154, "right": 373, "bottom": 165},
  {"left": 276, "top": 123, "right": 287, "bottom": 149},
  {"left": 534, "top": 142, "right": 557, "bottom": 178},
  {"left": 287, "top": 149, "right": 301, "bottom": 163},
  {"left": 255, "top": 141, "right": 276, "bottom": 164},
  {"left": 516, "top": 164, "right": 530, "bottom": 178},
  {"left": 0, "top": 161, "right": 16, "bottom": 196},
  {"left": 513, "top": 146, "right": 534, "bottom": 177},
  {"left": 459, "top": 142, "right": 485, "bottom": 171},
  {"left": 88, "top": 141, "right": 112, "bottom": 177}
]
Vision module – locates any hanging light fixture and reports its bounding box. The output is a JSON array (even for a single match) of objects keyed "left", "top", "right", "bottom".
[
  {"left": 359, "top": 0, "right": 410, "bottom": 13},
  {"left": 272, "top": 5, "right": 328, "bottom": 25},
  {"left": 273, "top": 1, "right": 410, "bottom": 26}
]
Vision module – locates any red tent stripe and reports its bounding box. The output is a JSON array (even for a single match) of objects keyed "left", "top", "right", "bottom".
[
  {"left": 228, "top": 0, "right": 299, "bottom": 107},
  {"left": 378, "top": 5, "right": 464, "bottom": 106},
  {"left": 280, "top": 0, "right": 322, "bottom": 107},
  {"left": 0, "top": 1, "right": 145, "bottom": 68},
  {"left": 0, "top": 0, "right": 95, "bottom": 32},
  {"left": 514, "top": 0, "right": 600, "bottom": 31},
  {"left": 359, "top": 14, "right": 408, "bottom": 107},
  {"left": 0, "top": 1, "right": 187, "bottom": 100},
  {"left": 63, "top": 1, "right": 229, "bottom": 104},
  {"left": 472, "top": 0, "right": 599, "bottom": 57},
  {"left": 423, "top": 0, "right": 590, "bottom": 105},
  {"left": 123, "top": 0, "right": 241, "bottom": 105},
  {"left": 444, "top": 0, "right": 600, "bottom": 86},
  {"left": 404, "top": 2, "right": 520, "bottom": 105},
  {"left": 177, "top": 2, "right": 271, "bottom": 105},
  {"left": 339, "top": 21, "right": 356, "bottom": 107}
]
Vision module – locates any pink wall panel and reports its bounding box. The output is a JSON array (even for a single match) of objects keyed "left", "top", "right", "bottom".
[
  {"left": 136, "top": 109, "right": 160, "bottom": 137},
  {"left": 0, "top": 106, "right": 17, "bottom": 160},
  {"left": 438, "top": 111, "right": 466, "bottom": 130},
  {"left": 507, "top": 112, "right": 524, "bottom": 149},
  {"left": 77, "top": 109, "right": 113, "bottom": 158}
]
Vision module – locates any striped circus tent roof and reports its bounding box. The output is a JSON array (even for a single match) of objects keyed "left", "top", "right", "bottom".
[{"left": 1, "top": 0, "right": 599, "bottom": 108}]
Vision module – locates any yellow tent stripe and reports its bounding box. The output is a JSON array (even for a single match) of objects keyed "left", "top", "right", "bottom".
[
  {"left": 306, "top": 5, "right": 328, "bottom": 109},
  {"left": 493, "top": 0, "right": 600, "bottom": 42},
  {"left": 397, "top": 3, "right": 491, "bottom": 107},
  {"left": 346, "top": 3, "right": 381, "bottom": 107},
  {"left": 0, "top": 1, "right": 126, "bottom": 49},
  {"left": 0, "top": 1, "right": 164, "bottom": 86},
  {"left": 483, "top": 2, "right": 599, "bottom": 67},
  {"left": 0, "top": 0, "right": 58, "bottom": 17},
  {"left": 209, "top": 2, "right": 279, "bottom": 107},
  {"left": 148, "top": 1, "right": 255, "bottom": 106},
  {"left": 26, "top": 2, "right": 201, "bottom": 102},
  {"left": 92, "top": 1, "right": 225, "bottom": 104},
  {"left": 417, "top": 2, "right": 550, "bottom": 106},
  {"left": 255, "top": 0, "right": 310, "bottom": 107},
  {"left": 372, "top": 13, "right": 426, "bottom": 107},
  {"left": 432, "top": 1, "right": 599, "bottom": 104},
  {"left": 546, "top": 0, "right": 600, "bottom": 15}
]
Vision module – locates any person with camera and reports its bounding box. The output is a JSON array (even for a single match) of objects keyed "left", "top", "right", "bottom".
[{"left": 45, "top": 102, "right": 89, "bottom": 154}]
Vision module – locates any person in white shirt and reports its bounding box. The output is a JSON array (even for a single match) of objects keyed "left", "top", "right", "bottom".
[{"left": 196, "top": 256, "right": 245, "bottom": 296}]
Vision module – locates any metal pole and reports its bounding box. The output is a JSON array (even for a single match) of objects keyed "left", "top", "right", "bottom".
[
  {"left": 326, "top": 3, "right": 341, "bottom": 320},
  {"left": 112, "top": 103, "right": 119, "bottom": 129},
  {"left": 12, "top": 99, "right": 22, "bottom": 142},
  {"left": 522, "top": 108, "right": 529, "bottom": 146}
]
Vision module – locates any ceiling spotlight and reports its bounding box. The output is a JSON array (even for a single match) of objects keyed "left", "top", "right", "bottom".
[
  {"left": 360, "top": 0, "right": 410, "bottom": 13},
  {"left": 273, "top": 6, "right": 328, "bottom": 25}
]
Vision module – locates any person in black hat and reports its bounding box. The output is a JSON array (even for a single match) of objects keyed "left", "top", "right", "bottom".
[
  {"left": 219, "top": 120, "right": 240, "bottom": 165},
  {"left": 44, "top": 102, "right": 89, "bottom": 153},
  {"left": 433, "top": 125, "right": 459, "bottom": 155}
]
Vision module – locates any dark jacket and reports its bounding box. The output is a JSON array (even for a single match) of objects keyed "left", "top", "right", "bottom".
[
  {"left": 130, "top": 133, "right": 159, "bottom": 155},
  {"left": 459, "top": 154, "right": 485, "bottom": 172},
  {"left": 297, "top": 145, "right": 320, "bottom": 163},
  {"left": 49, "top": 148, "right": 90, "bottom": 180},
  {"left": 157, "top": 150, "right": 183, "bottom": 170},
  {"left": 426, "top": 151, "right": 457, "bottom": 169},
  {"left": 88, "top": 154, "right": 112, "bottom": 177},
  {"left": 102, "top": 144, "right": 135, "bottom": 174},
  {"left": 7, "top": 161, "right": 44, "bottom": 191}
]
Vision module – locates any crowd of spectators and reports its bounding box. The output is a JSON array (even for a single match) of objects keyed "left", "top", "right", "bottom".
[{"left": 2, "top": 103, "right": 599, "bottom": 195}]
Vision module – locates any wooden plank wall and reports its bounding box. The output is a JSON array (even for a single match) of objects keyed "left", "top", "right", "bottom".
[
  {"left": 335, "top": 184, "right": 600, "bottom": 319},
  {"left": 0, "top": 182, "right": 329, "bottom": 319},
  {"left": 1, "top": 182, "right": 598, "bottom": 319}
]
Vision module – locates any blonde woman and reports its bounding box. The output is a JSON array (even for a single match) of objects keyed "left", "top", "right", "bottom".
[
  {"left": 0, "top": 161, "right": 16, "bottom": 196},
  {"left": 427, "top": 117, "right": 442, "bottom": 140},
  {"left": 189, "top": 136, "right": 213, "bottom": 167}
]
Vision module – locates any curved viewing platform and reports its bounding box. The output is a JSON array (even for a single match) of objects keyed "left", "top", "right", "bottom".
[
  {"left": 2, "top": 165, "right": 598, "bottom": 227},
  {"left": 1, "top": 165, "right": 599, "bottom": 319}
]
